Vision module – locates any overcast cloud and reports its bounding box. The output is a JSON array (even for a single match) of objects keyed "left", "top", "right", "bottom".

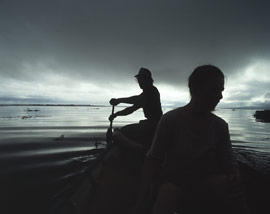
[{"left": 0, "top": 0, "right": 269, "bottom": 108}]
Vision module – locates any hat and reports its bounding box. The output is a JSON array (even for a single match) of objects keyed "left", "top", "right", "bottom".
[{"left": 135, "top": 68, "right": 152, "bottom": 78}]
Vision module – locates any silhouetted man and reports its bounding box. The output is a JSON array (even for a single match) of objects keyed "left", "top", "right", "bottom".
[
  {"left": 91, "top": 68, "right": 162, "bottom": 214},
  {"left": 132, "top": 65, "right": 251, "bottom": 214},
  {"left": 109, "top": 67, "right": 163, "bottom": 151}
]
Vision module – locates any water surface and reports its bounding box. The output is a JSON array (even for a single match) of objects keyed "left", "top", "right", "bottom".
[{"left": 0, "top": 105, "right": 269, "bottom": 212}]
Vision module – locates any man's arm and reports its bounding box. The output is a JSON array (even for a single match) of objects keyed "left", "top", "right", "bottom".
[
  {"left": 109, "top": 94, "right": 143, "bottom": 121},
  {"left": 218, "top": 123, "right": 239, "bottom": 172},
  {"left": 216, "top": 122, "right": 243, "bottom": 188},
  {"left": 110, "top": 95, "right": 141, "bottom": 106},
  {"left": 109, "top": 104, "right": 141, "bottom": 121}
]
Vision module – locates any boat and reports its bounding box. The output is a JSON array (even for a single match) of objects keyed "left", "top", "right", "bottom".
[
  {"left": 51, "top": 143, "right": 145, "bottom": 214},
  {"left": 51, "top": 143, "right": 270, "bottom": 214}
]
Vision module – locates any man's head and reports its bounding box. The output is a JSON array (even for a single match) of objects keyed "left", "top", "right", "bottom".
[
  {"left": 135, "top": 67, "right": 154, "bottom": 89},
  {"left": 189, "top": 65, "right": 225, "bottom": 111}
]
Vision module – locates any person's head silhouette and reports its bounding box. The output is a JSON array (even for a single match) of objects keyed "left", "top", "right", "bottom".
[
  {"left": 188, "top": 65, "right": 224, "bottom": 112},
  {"left": 135, "top": 67, "right": 154, "bottom": 89}
]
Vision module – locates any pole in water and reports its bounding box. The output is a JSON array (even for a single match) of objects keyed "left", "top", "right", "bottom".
[{"left": 106, "top": 105, "right": 115, "bottom": 146}]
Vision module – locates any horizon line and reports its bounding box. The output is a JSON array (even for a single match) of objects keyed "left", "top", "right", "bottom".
[{"left": 0, "top": 103, "right": 268, "bottom": 110}]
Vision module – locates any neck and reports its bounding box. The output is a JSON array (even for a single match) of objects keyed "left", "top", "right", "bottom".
[
  {"left": 142, "top": 84, "right": 152, "bottom": 91},
  {"left": 185, "top": 99, "right": 210, "bottom": 115}
]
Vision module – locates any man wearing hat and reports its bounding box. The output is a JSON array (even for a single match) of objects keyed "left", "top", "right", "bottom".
[{"left": 109, "top": 67, "right": 163, "bottom": 151}]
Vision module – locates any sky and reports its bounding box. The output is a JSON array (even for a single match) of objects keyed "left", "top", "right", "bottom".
[{"left": 0, "top": 0, "right": 269, "bottom": 108}]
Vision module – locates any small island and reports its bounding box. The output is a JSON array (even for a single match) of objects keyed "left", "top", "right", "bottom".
[{"left": 254, "top": 110, "right": 270, "bottom": 122}]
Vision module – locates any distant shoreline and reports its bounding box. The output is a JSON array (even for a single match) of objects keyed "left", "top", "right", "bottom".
[
  {"left": 0, "top": 104, "right": 108, "bottom": 107},
  {"left": 0, "top": 104, "right": 268, "bottom": 110}
]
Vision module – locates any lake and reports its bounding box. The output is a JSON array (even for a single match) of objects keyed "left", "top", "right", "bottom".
[
  {"left": 0, "top": 105, "right": 269, "bottom": 177},
  {"left": 0, "top": 105, "right": 269, "bottom": 213},
  {"left": 0, "top": 105, "right": 269, "bottom": 151}
]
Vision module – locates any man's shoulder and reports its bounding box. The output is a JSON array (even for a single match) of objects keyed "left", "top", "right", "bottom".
[
  {"left": 210, "top": 112, "right": 228, "bottom": 127},
  {"left": 162, "top": 107, "right": 184, "bottom": 120},
  {"left": 142, "top": 86, "right": 160, "bottom": 99},
  {"left": 143, "top": 85, "right": 158, "bottom": 93},
  {"left": 151, "top": 85, "right": 160, "bottom": 94}
]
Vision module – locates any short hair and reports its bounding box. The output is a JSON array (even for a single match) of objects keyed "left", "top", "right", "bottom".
[{"left": 188, "top": 65, "right": 224, "bottom": 96}]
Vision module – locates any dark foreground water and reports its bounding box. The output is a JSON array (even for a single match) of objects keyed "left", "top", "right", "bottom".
[{"left": 0, "top": 106, "right": 269, "bottom": 213}]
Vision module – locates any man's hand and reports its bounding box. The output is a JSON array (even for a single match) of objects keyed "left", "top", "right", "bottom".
[
  {"left": 109, "top": 114, "right": 116, "bottom": 122},
  {"left": 110, "top": 98, "right": 120, "bottom": 106}
]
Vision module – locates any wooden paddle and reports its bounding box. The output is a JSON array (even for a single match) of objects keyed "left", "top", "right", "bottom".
[{"left": 106, "top": 105, "right": 115, "bottom": 146}]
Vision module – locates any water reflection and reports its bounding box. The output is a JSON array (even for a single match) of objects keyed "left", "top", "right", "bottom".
[
  {"left": 214, "top": 109, "right": 270, "bottom": 153},
  {"left": 0, "top": 106, "right": 269, "bottom": 153}
]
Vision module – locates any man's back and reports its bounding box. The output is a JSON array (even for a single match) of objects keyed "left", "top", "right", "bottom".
[{"left": 140, "top": 85, "right": 162, "bottom": 122}]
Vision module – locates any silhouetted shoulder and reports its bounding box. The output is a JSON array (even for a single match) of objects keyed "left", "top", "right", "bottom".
[
  {"left": 161, "top": 107, "right": 184, "bottom": 121},
  {"left": 210, "top": 112, "right": 228, "bottom": 129},
  {"left": 146, "top": 85, "right": 160, "bottom": 95},
  {"left": 153, "top": 85, "right": 160, "bottom": 93}
]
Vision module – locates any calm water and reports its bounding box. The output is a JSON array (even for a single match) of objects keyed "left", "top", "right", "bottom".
[
  {"left": 0, "top": 105, "right": 269, "bottom": 176},
  {"left": 1, "top": 105, "right": 268, "bottom": 150},
  {"left": 0, "top": 106, "right": 269, "bottom": 165},
  {"left": 0, "top": 105, "right": 269, "bottom": 212}
]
